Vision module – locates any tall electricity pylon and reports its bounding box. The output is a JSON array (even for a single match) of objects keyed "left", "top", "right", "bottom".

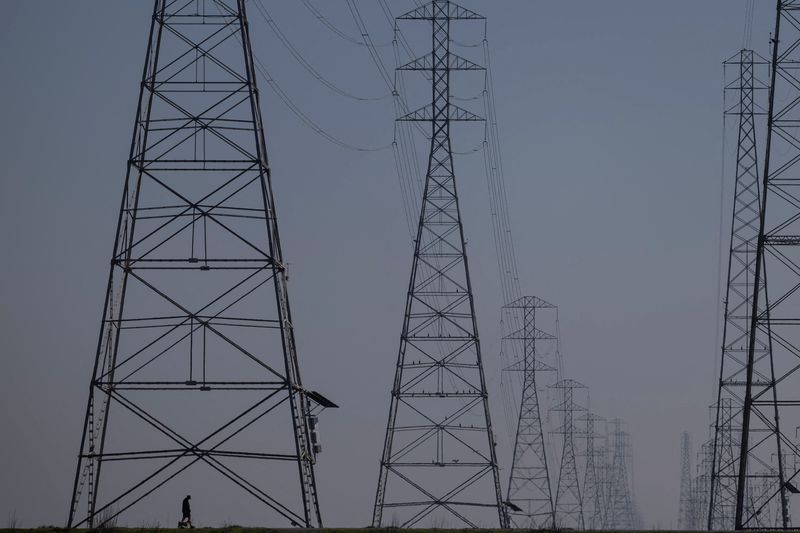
[
  {"left": 732, "top": 0, "right": 800, "bottom": 525},
  {"left": 695, "top": 440, "right": 713, "bottom": 529},
  {"left": 606, "top": 419, "right": 634, "bottom": 529},
  {"left": 551, "top": 379, "right": 586, "bottom": 529},
  {"left": 66, "top": 1, "right": 333, "bottom": 527},
  {"left": 709, "top": 397, "right": 737, "bottom": 528},
  {"left": 371, "top": 1, "right": 504, "bottom": 528},
  {"left": 708, "top": 48, "right": 772, "bottom": 531},
  {"left": 503, "top": 296, "right": 557, "bottom": 528},
  {"left": 580, "top": 413, "right": 606, "bottom": 529},
  {"left": 679, "top": 432, "right": 693, "bottom": 529}
]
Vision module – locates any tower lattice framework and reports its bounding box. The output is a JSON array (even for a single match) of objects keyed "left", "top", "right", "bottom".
[
  {"left": 708, "top": 48, "right": 773, "bottom": 531},
  {"left": 732, "top": 1, "right": 800, "bottom": 526},
  {"left": 709, "top": 397, "right": 737, "bottom": 529},
  {"left": 503, "top": 296, "right": 556, "bottom": 528},
  {"left": 580, "top": 413, "right": 606, "bottom": 529},
  {"left": 371, "top": 1, "right": 504, "bottom": 528},
  {"left": 67, "top": 1, "right": 330, "bottom": 527},
  {"left": 679, "top": 431, "right": 693, "bottom": 529},
  {"left": 695, "top": 440, "right": 713, "bottom": 529},
  {"left": 551, "top": 379, "right": 586, "bottom": 529},
  {"left": 605, "top": 418, "right": 634, "bottom": 529}
]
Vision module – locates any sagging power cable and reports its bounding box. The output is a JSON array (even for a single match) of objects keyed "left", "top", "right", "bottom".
[
  {"left": 301, "top": 0, "right": 392, "bottom": 48},
  {"left": 255, "top": 0, "right": 390, "bottom": 102}
]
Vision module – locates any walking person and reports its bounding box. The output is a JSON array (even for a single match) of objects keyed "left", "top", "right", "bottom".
[{"left": 178, "top": 494, "right": 194, "bottom": 528}]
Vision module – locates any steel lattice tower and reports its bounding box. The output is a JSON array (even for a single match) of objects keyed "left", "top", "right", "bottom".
[
  {"left": 551, "top": 379, "right": 586, "bottom": 529},
  {"left": 502, "top": 296, "right": 556, "bottom": 529},
  {"left": 708, "top": 48, "right": 771, "bottom": 531},
  {"left": 580, "top": 413, "right": 606, "bottom": 529},
  {"left": 66, "top": 1, "right": 333, "bottom": 527},
  {"left": 733, "top": 1, "right": 800, "bottom": 527},
  {"left": 606, "top": 418, "right": 634, "bottom": 530},
  {"left": 709, "top": 398, "right": 737, "bottom": 529},
  {"left": 679, "top": 432, "right": 693, "bottom": 529},
  {"left": 695, "top": 441, "right": 713, "bottom": 530},
  {"left": 371, "top": 1, "right": 504, "bottom": 528}
]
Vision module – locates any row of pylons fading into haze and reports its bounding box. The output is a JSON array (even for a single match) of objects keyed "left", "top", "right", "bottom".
[{"left": 64, "top": 0, "right": 644, "bottom": 529}]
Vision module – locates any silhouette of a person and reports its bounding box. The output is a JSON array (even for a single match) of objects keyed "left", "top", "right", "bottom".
[{"left": 179, "top": 494, "right": 193, "bottom": 528}]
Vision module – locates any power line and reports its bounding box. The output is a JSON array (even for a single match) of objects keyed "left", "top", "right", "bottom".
[
  {"left": 742, "top": 0, "right": 755, "bottom": 50},
  {"left": 251, "top": 53, "right": 391, "bottom": 152},
  {"left": 301, "top": 0, "right": 392, "bottom": 48},
  {"left": 345, "top": 0, "right": 394, "bottom": 90},
  {"left": 254, "top": 0, "right": 390, "bottom": 102},
  {"left": 217, "top": 0, "right": 393, "bottom": 152}
]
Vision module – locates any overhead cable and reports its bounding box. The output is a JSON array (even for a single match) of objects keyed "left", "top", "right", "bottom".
[
  {"left": 254, "top": 0, "right": 390, "bottom": 102},
  {"left": 301, "top": 0, "right": 392, "bottom": 48},
  {"left": 251, "top": 54, "right": 392, "bottom": 152},
  {"left": 213, "top": 0, "right": 392, "bottom": 152}
]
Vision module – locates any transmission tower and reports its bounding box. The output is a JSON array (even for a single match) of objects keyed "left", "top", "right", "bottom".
[
  {"left": 606, "top": 418, "right": 634, "bottom": 529},
  {"left": 580, "top": 412, "right": 606, "bottom": 529},
  {"left": 551, "top": 379, "right": 586, "bottom": 529},
  {"left": 708, "top": 48, "right": 771, "bottom": 531},
  {"left": 695, "top": 440, "right": 713, "bottom": 530},
  {"left": 731, "top": 0, "right": 800, "bottom": 526},
  {"left": 679, "top": 432, "right": 693, "bottom": 529},
  {"left": 502, "top": 296, "right": 557, "bottom": 528},
  {"left": 66, "top": 1, "right": 334, "bottom": 527},
  {"left": 371, "top": 1, "right": 505, "bottom": 528},
  {"left": 709, "top": 397, "right": 737, "bottom": 529}
]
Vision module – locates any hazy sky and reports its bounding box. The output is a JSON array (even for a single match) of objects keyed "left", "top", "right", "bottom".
[{"left": 0, "top": 0, "right": 777, "bottom": 529}]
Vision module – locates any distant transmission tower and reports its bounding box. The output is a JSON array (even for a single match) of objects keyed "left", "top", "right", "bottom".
[
  {"left": 694, "top": 440, "right": 713, "bottom": 530},
  {"left": 371, "top": 1, "right": 505, "bottom": 528},
  {"left": 678, "top": 432, "right": 693, "bottom": 529},
  {"left": 502, "top": 296, "right": 556, "bottom": 528},
  {"left": 606, "top": 418, "right": 634, "bottom": 529},
  {"left": 67, "top": 1, "right": 334, "bottom": 528},
  {"left": 551, "top": 379, "right": 586, "bottom": 529},
  {"left": 708, "top": 48, "right": 772, "bottom": 531},
  {"left": 580, "top": 412, "right": 606, "bottom": 529},
  {"left": 709, "top": 398, "right": 737, "bottom": 528}
]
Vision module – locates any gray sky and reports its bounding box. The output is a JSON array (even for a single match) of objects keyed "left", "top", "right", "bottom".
[{"left": 0, "top": 0, "right": 775, "bottom": 529}]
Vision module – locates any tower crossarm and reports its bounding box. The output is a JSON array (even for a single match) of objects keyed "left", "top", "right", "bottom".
[
  {"left": 399, "top": 52, "right": 484, "bottom": 71},
  {"left": 398, "top": 103, "right": 483, "bottom": 122},
  {"left": 397, "top": 1, "right": 484, "bottom": 21}
]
